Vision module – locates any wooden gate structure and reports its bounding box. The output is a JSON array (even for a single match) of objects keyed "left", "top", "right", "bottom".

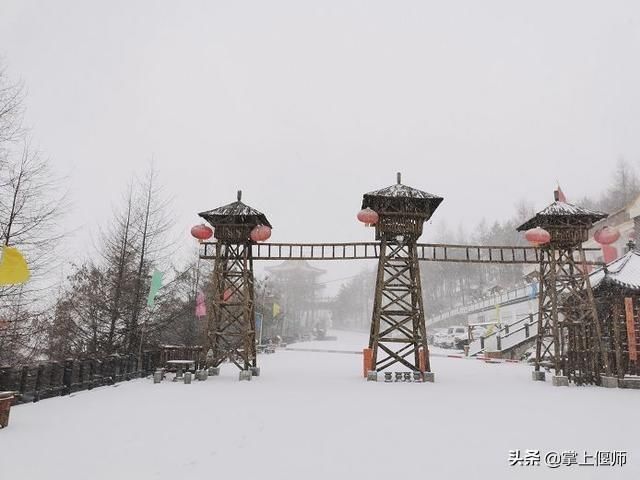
[{"left": 198, "top": 175, "right": 605, "bottom": 384}]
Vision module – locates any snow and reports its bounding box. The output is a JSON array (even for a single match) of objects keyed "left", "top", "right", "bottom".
[
  {"left": 199, "top": 200, "right": 272, "bottom": 227},
  {"left": 1, "top": 331, "right": 638, "bottom": 480},
  {"left": 517, "top": 200, "right": 606, "bottom": 230},
  {"left": 364, "top": 182, "right": 442, "bottom": 200},
  {"left": 592, "top": 249, "right": 640, "bottom": 291}
]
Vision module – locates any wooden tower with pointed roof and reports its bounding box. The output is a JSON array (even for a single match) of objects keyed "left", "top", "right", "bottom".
[
  {"left": 517, "top": 189, "right": 610, "bottom": 385},
  {"left": 199, "top": 191, "right": 272, "bottom": 379},
  {"left": 363, "top": 173, "right": 443, "bottom": 378}
]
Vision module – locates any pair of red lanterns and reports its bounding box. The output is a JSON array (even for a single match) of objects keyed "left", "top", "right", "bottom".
[
  {"left": 190, "top": 224, "right": 272, "bottom": 242},
  {"left": 524, "top": 225, "right": 620, "bottom": 247}
]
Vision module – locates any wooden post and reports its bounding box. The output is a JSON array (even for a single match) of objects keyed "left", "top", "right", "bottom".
[
  {"left": 363, "top": 348, "right": 373, "bottom": 377},
  {"left": 63, "top": 359, "right": 73, "bottom": 395},
  {"left": 418, "top": 347, "right": 427, "bottom": 373},
  {"left": 612, "top": 301, "right": 624, "bottom": 378},
  {"left": 625, "top": 298, "right": 638, "bottom": 370}
]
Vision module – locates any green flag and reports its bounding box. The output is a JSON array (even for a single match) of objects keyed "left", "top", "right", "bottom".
[{"left": 147, "top": 270, "right": 163, "bottom": 307}]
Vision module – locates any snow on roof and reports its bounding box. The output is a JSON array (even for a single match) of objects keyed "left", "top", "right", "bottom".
[
  {"left": 591, "top": 249, "right": 640, "bottom": 292},
  {"left": 536, "top": 201, "right": 605, "bottom": 217},
  {"left": 364, "top": 182, "right": 442, "bottom": 200},
  {"left": 199, "top": 200, "right": 272, "bottom": 227},
  {"left": 361, "top": 174, "right": 444, "bottom": 217},
  {"left": 517, "top": 200, "right": 607, "bottom": 231},
  {"left": 200, "top": 200, "right": 264, "bottom": 218}
]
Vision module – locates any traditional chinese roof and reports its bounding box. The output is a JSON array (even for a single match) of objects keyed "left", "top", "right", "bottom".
[
  {"left": 265, "top": 260, "right": 326, "bottom": 276},
  {"left": 517, "top": 195, "right": 607, "bottom": 231},
  {"left": 199, "top": 191, "right": 272, "bottom": 228},
  {"left": 362, "top": 173, "right": 443, "bottom": 215},
  {"left": 591, "top": 249, "right": 640, "bottom": 293}
]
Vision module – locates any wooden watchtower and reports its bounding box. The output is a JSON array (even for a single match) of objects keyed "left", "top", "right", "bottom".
[
  {"left": 199, "top": 191, "right": 272, "bottom": 380},
  {"left": 517, "top": 190, "right": 610, "bottom": 385},
  {"left": 363, "top": 173, "right": 443, "bottom": 378}
]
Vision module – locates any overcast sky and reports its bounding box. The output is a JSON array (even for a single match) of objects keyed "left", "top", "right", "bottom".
[{"left": 1, "top": 1, "right": 639, "bottom": 287}]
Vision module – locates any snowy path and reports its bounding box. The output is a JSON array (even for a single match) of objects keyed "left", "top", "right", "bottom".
[{"left": 1, "top": 331, "right": 638, "bottom": 479}]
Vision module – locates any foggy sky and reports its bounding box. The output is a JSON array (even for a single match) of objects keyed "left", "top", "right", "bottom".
[{"left": 1, "top": 1, "right": 639, "bottom": 288}]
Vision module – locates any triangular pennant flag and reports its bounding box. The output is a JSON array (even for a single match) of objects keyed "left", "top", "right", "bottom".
[
  {"left": 147, "top": 270, "right": 163, "bottom": 307},
  {"left": 0, "top": 246, "right": 30, "bottom": 285}
]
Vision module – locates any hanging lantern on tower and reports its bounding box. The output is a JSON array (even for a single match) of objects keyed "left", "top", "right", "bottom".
[
  {"left": 357, "top": 207, "right": 379, "bottom": 227},
  {"left": 593, "top": 226, "right": 620, "bottom": 245},
  {"left": 250, "top": 225, "right": 272, "bottom": 242},
  {"left": 525, "top": 227, "right": 551, "bottom": 246},
  {"left": 190, "top": 224, "right": 213, "bottom": 241}
]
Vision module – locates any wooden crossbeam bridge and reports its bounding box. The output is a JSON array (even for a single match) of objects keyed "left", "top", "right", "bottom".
[
  {"left": 197, "top": 177, "right": 610, "bottom": 384},
  {"left": 200, "top": 241, "right": 602, "bottom": 265}
]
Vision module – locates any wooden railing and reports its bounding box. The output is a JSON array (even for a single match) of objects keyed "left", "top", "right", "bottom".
[{"left": 201, "top": 241, "right": 602, "bottom": 265}]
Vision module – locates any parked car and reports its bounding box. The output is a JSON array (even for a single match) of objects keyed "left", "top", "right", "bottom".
[
  {"left": 431, "top": 328, "right": 450, "bottom": 347},
  {"left": 446, "top": 326, "right": 468, "bottom": 349},
  {"left": 434, "top": 326, "right": 474, "bottom": 349}
]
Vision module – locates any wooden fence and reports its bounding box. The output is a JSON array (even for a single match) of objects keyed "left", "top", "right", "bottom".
[{"left": 0, "top": 346, "right": 202, "bottom": 405}]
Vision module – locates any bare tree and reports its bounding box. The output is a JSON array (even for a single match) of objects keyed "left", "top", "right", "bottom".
[
  {"left": 0, "top": 145, "right": 67, "bottom": 365},
  {"left": 601, "top": 158, "right": 640, "bottom": 212},
  {"left": 101, "top": 183, "right": 137, "bottom": 353},
  {"left": 0, "top": 65, "right": 24, "bottom": 146},
  {"left": 126, "top": 165, "right": 175, "bottom": 352},
  {"left": 50, "top": 164, "right": 183, "bottom": 358}
]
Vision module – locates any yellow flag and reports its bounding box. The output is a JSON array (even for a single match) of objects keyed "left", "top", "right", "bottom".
[
  {"left": 0, "top": 246, "right": 30, "bottom": 285},
  {"left": 272, "top": 302, "right": 281, "bottom": 317}
]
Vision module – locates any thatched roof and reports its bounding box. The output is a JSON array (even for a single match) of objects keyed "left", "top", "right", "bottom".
[
  {"left": 517, "top": 200, "right": 606, "bottom": 231},
  {"left": 199, "top": 191, "right": 272, "bottom": 228},
  {"left": 364, "top": 183, "right": 442, "bottom": 200},
  {"left": 361, "top": 173, "right": 443, "bottom": 215}
]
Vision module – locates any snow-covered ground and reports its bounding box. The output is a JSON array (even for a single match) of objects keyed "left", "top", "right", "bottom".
[{"left": 1, "top": 330, "right": 638, "bottom": 480}]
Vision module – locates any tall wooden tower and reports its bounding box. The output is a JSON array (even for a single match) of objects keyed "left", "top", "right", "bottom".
[
  {"left": 199, "top": 191, "right": 272, "bottom": 380},
  {"left": 517, "top": 190, "right": 610, "bottom": 386},
  {"left": 363, "top": 173, "right": 443, "bottom": 379}
]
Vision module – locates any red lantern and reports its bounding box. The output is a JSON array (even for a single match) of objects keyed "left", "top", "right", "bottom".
[
  {"left": 594, "top": 226, "right": 620, "bottom": 245},
  {"left": 525, "top": 227, "right": 551, "bottom": 246},
  {"left": 602, "top": 245, "right": 618, "bottom": 263},
  {"left": 357, "top": 208, "right": 379, "bottom": 226},
  {"left": 191, "top": 224, "right": 213, "bottom": 241},
  {"left": 250, "top": 225, "right": 272, "bottom": 242}
]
